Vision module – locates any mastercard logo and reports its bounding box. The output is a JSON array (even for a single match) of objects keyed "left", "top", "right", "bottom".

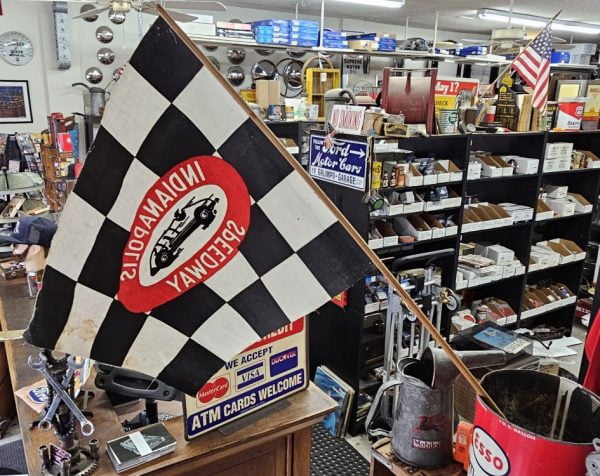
[{"left": 197, "top": 376, "right": 230, "bottom": 404}]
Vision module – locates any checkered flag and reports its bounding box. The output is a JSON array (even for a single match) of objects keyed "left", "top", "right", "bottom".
[{"left": 25, "top": 13, "right": 372, "bottom": 396}]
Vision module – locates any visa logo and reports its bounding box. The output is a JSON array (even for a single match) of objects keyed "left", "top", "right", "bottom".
[
  {"left": 270, "top": 347, "right": 299, "bottom": 376},
  {"left": 236, "top": 362, "right": 265, "bottom": 390}
]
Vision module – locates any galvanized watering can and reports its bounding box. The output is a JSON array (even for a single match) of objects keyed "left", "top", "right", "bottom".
[{"left": 366, "top": 347, "right": 505, "bottom": 469}]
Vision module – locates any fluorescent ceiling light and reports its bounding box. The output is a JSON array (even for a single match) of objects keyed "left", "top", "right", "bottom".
[
  {"left": 477, "top": 9, "right": 600, "bottom": 35},
  {"left": 334, "top": 0, "right": 405, "bottom": 8}
]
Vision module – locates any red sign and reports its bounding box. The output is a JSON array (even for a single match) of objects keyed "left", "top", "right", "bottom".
[
  {"left": 197, "top": 376, "right": 230, "bottom": 404},
  {"left": 244, "top": 318, "right": 304, "bottom": 352},
  {"left": 118, "top": 156, "right": 251, "bottom": 312}
]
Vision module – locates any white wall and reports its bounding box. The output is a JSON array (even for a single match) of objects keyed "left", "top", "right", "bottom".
[{"left": 0, "top": 1, "right": 487, "bottom": 134}]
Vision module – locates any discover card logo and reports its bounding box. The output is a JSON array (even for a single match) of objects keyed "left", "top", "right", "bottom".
[{"left": 118, "top": 156, "right": 251, "bottom": 312}]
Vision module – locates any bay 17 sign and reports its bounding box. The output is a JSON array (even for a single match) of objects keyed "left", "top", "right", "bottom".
[{"left": 309, "top": 133, "right": 368, "bottom": 192}]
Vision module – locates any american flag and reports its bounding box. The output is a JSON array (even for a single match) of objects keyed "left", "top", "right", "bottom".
[{"left": 511, "top": 24, "right": 552, "bottom": 112}]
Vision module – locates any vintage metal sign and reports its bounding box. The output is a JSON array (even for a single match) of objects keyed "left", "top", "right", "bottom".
[{"left": 309, "top": 133, "right": 369, "bottom": 191}]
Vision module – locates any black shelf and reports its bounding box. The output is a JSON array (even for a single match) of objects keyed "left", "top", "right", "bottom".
[
  {"left": 458, "top": 273, "right": 524, "bottom": 291},
  {"left": 373, "top": 235, "right": 457, "bottom": 255},
  {"left": 309, "top": 131, "right": 600, "bottom": 436},
  {"left": 461, "top": 221, "right": 532, "bottom": 236},
  {"left": 467, "top": 174, "right": 538, "bottom": 183},
  {"left": 534, "top": 212, "right": 592, "bottom": 225},
  {"left": 375, "top": 180, "right": 463, "bottom": 193},
  {"left": 527, "top": 259, "right": 586, "bottom": 275},
  {"left": 543, "top": 168, "right": 600, "bottom": 176},
  {"left": 370, "top": 206, "right": 462, "bottom": 220}
]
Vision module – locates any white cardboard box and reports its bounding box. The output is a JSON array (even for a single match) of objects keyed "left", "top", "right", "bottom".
[
  {"left": 545, "top": 142, "right": 573, "bottom": 160},
  {"left": 486, "top": 245, "right": 515, "bottom": 265},
  {"left": 445, "top": 225, "right": 458, "bottom": 236},
  {"left": 383, "top": 235, "right": 399, "bottom": 247},
  {"left": 368, "top": 238, "right": 384, "bottom": 249},
  {"left": 507, "top": 156, "right": 539, "bottom": 175},
  {"left": 467, "top": 162, "right": 482, "bottom": 180},
  {"left": 476, "top": 158, "right": 503, "bottom": 177},
  {"left": 545, "top": 185, "right": 569, "bottom": 199},
  {"left": 547, "top": 198, "right": 575, "bottom": 217}
]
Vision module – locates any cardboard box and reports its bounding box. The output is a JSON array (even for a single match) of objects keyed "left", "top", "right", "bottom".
[
  {"left": 545, "top": 142, "right": 573, "bottom": 160},
  {"left": 394, "top": 216, "right": 432, "bottom": 241},
  {"left": 490, "top": 156, "right": 514, "bottom": 176},
  {"left": 433, "top": 162, "right": 451, "bottom": 184},
  {"left": 543, "top": 157, "right": 559, "bottom": 172},
  {"left": 437, "top": 160, "right": 463, "bottom": 182},
  {"left": 403, "top": 195, "right": 425, "bottom": 214},
  {"left": 567, "top": 193, "right": 593, "bottom": 213},
  {"left": 537, "top": 241, "right": 574, "bottom": 264},
  {"left": 420, "top": 214, "right": 446, "bottom": 239},
  {"left": 486, "top": 245, "right": 515, "bottom": 265},
  {"left": 536, "top": 200, "right": 555, "bottom": 221},
  {"left": 405, "top": 164, "right": 423, "bottom": 187},
  {"left": 506, "top": 156, "right": 539, "bottom": 175},
  {"left": 547, "top": 198, "right": 575, "bottom": 217},
  {"left": 544, "top": 184, "right": 568, "bottom": 199},
  {"left": 445, "top": 224, "right": 458, "bottom": 236},
  {"left": 498, "top": 203, "right": 534, "bottom": 222},
  {"left": 475, "top": 156, "right": 503, "bottom": 177},
  {"left": 368, "top": 237, "right": 384, "bottom": 249},
  {"left": 256, "top": 79, "right": 282, "bottom": 109},
  {"left": 467, "top": 161, "right": 482, "bottom": 180},
  {"left": 550, "top": 238, "right": 586, "bottom": 261}
]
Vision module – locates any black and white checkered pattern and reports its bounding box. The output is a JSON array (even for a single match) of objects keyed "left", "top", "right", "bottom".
[{"left": 26, "top": 16, "right": 371, "bottom": 396}]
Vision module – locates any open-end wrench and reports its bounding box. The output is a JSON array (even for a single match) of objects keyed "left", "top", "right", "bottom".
[
  {"left": 38, "top": 356, "right": 84, "bottom": 431},
  {"left": 28, "top": 354, "right": 94, "bottom": 436}
]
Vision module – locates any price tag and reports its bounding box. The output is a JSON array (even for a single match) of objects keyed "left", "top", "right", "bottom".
[{"left": 320, "top": 72, "right": 327, "bottom": 82}]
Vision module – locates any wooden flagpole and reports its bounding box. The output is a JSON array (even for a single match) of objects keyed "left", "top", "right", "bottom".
[
  {"left": 476, "top": 10, "right": 562, "bottom": 103},
  {"left": 157, "top": 7, "right": 506, "bottom": 416}
]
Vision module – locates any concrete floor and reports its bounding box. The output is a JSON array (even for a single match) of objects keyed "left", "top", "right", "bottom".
[{"left": 344, "top": 322, "right": 591, "bottom": 462}]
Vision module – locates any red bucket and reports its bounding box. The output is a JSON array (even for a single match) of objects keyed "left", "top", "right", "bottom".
[{"left": 469, "top": 370, "right": 600, "bottom": 475}]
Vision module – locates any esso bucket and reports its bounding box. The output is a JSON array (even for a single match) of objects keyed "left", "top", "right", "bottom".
[{"left": 469, "top": 370, "right": 600, "bottom": 476}]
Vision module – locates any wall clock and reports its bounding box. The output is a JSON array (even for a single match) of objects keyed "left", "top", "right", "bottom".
[{"left": 0, "top": 31, "right": 34, "bottom": 66}]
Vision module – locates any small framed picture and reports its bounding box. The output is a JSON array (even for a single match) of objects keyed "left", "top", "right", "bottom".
[{"left": 0, "top": 80, "right": 33, "bottom": 124}]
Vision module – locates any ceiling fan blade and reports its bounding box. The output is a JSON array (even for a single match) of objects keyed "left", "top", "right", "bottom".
[
  {"left": 138, "top": 4, "right": 196, "bottom": 22},
  {"left": 166, "top": 9, "right": 199, "bottom": 22},
  {"left": 73, "top": 5, "right": 111, "bottom": 18},
  {"left": 163, "top": 1, "right": 227, "bottom": 11}
]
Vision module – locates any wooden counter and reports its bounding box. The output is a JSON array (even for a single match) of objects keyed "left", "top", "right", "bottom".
[{"left": 0, "top": 279, "right": 336, "bottom": 475}]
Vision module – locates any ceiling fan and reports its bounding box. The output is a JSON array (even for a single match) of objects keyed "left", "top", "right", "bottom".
[{"left": 20, "top": 0, "right": 227, "bottom": 23}]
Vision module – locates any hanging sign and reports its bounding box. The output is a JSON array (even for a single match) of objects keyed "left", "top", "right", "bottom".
[
  {"left": 309, "top": 132, "right": 369, "bottom": 191},
  {"left": 343, "top": 56, "right": 364, "bottom": 75}
]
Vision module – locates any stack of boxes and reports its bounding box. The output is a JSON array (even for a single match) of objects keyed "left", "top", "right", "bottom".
[
  {"left": 529, "top": 238, "right": 586, "bottom": 271},
  {"left": 252, "top": 19, "right": 291, "bottom": 45},
  {"left": 215, "top": 21, "right": 253, "bottom": 40},
  {"left": 543, "top": 143, "right": 573, "bottom": 172},
  {"left": 553, "top": 43, "right": 597, "bottom": 65},
  {"left": 289, "top": 20, "right": 320, "bottom": 47},
  {"left": 346, "top": 33, "right": 397, "bottom": 51},
  {"left": 540, "top": 184, "right": 593, "bottom": 218},
  {"left": 455, "top": 242, "right": 525, "bottom": 290},
  {"left": 321, "top": 30, "right": 349, "bottom": 49},
  {"left": 521, "top": 282, "right": 577, "bottom": 320},
  {"left": 252, "top": 19, "right": 320, "bottom": 46}
]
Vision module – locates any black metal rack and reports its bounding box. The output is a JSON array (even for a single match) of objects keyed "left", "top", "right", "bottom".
[{"left": 309, "top": 130, "right": 600, "bottom": 435}]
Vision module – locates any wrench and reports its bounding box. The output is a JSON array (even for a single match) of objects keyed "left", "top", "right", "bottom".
[
  {"left": 38, "top": 356, "right": 84, "bottom": 431},
  {"left": 28, "top": 354, "right": 95, "bottom": 436}
]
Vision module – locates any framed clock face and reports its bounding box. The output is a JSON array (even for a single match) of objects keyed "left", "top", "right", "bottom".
[{"left": 0, "top": 31, "right": 34, "bottom": 66}]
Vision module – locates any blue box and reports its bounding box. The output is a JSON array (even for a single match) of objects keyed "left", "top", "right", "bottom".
[{"left": 551, "top": 51, "right": 571, "bottom": 64}]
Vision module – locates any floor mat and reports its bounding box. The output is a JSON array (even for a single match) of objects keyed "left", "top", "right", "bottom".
[
  {"left": 0, "top": 439, "right": 27, "bottom": 475},
  {"left": 311, "top": 424, "right": 369, "bottom": 476}
]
